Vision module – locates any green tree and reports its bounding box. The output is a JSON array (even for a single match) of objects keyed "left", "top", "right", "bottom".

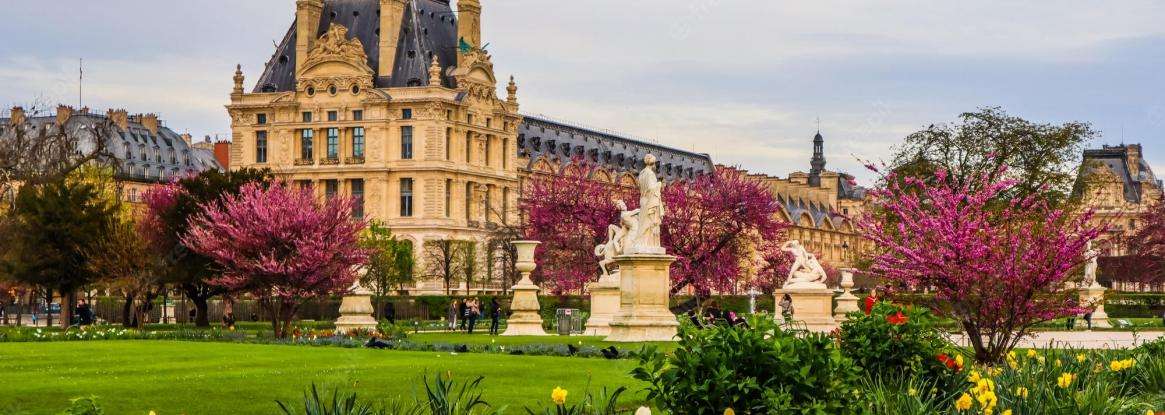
[
  {"left": 359, "top": 221, "right": 415, "bottom": 319},
  {"left": 2, "top": 178, "right": 117, "bottom": 327},
  {"left": 87, "top": 218, "right": 163, "bottom": 329},
  {"left": 424, "top": 239, "right": 466, "bottom": 295},
  {"left": 888, "top": 107, "right": 1096, "bottom": 207},
  {"left": 460, "top": 241, "right": 478, "bottom": 295}
]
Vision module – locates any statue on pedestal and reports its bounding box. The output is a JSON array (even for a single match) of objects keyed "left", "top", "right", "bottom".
[
  {"left": 626, "top": 154, "right": 665, "bottom": 255},
  {"left": 1082, "top": 241, "right": 1101, "bottom": 289},
  {"left": 781, "top": 240, "right": 828, "bottom": 288}
]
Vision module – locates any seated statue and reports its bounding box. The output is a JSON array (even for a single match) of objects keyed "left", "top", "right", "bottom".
[
  {"left": 781, "top": 240, "right": 828, "bottom": 288},
  {"left": 594, "top": 200, "right": 638, "bottom": 277}
]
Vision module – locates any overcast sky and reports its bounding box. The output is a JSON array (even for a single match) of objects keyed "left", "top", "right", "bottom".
[{"left": 2, "top": 0, "right": 1162, "bottom": 183}]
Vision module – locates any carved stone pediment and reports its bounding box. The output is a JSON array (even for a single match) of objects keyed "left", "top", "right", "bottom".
[
  {"left": 300, "top": 24, "right": 375, "bottom": 82},
  {"left": 452, "top": 49, "right": 499, "bottom": 104}
]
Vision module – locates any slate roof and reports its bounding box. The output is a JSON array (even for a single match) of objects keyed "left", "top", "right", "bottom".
[
  {"left": 1081, "top": 145, "right": 1160, "bottom": 203},
  {"left": 255, "top": 0, "right": 459, "bottom": 92},
  {"left": 1, "top": 112, "right": 222, "bottom": 183},
  {"left": 517, "top": 115, "right": 715, "bottom": 181}
]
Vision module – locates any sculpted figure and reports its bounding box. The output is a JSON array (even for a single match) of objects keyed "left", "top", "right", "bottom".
[
  {"left": 628, "top": 154, "right": 665, "bottom": 255},
  {"left": 594, "top": 200, "right": 639, "bottom": 276},
  {"left": 1082, "top": 240, "right": 1099, "bottom": 288},
  {"left": 781, "top": 240, "right": 828, "bottom": 288}
]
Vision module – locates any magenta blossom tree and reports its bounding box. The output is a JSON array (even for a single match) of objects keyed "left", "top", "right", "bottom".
[
  {"left": 857, "top": 166, "right": 1100, "bottom": 363},
  {"left": 1130, "top": 197, "right": 1165, "bottom": 287},
  {"left": 183, "top": 182, "right": 368, "bottom": 338}
]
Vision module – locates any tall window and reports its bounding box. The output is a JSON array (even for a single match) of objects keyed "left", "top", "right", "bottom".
[
  {"left": 464, "top": 182, "right": 473, "bottom": 222},
  {"left": 296, "top": 180, "right": 313, "bottom": 191},
  {"left": 400, "top": 178, "right": 414, "bottom": 217},
  {"left": 400, "top": 126, "right": 413, "bottom": 159},
  {"left": 402, "top": 108, "right": 413, "bottom": 119},
  {"left": 445, "top": 179, "right": 452, "bottom": 217},
  {"left": 445, "top": 128, "right": 452, "bottom": 160},
  {"left": 300, "top": 129, "right": 314, "bottom": 160},
  {"left": 325, "top": 180, "right": 338, "bottom": 199},
  {"left": 352, "top": 127, "right": 365, "bottom": 158},
  {"left": 484, "top": 135, "right": 492, "bottom": 167},
  {"left": 485, "top": 185, "right": 493, "bottom": 223},
  {"left": 327, "top": 111, "right": 338, "bottom": 122},
  {"left": 302, "top": 111, "right": 312, "bottom": 123},
  {"left": 256, "top": 131, "right": 268, "bottom": 163},
  {"left": 326, "top": 128, "right": 339, "bottom": 159},
  {"left": 352, "top": 110, "right": 363, "bottom": 121},
  {"left": 502, "top": 137, "right": 509, "bottom": 169},
  {"left": 256, "top": 113, "right": 267, "bottom": 125},
  {"left": 351, "top": 179, "right": 365, "bottom": 219}
]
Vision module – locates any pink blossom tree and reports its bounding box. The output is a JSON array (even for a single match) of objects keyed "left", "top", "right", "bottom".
[
  {"left": 523, "top": 164, "right": 787, "bottom": 297},
  {"left": 1129, "top": 197, "right": 1165, "bottom": 288},
  {"left": 182, "top": 182, "right": 368, "bottom": 338},
  {"left": 857, "top": 166, "right": 1101, "bottom": 363}
]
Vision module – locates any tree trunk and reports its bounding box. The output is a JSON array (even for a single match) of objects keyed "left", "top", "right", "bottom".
[
  {"left": 61, "top": 290, "right": 77, "bottom": 329},
  {"left": 121, "top": 293, "right": 134, "bottom": 328},
  {"left": 188, "top": 292, "right": 210, "bottom": 327},
  {"left": 374, "top": 296, "right": 383, "bottom": 321},
  {"left": 44, "top": 289, "right": 53, "bottom": 328}
]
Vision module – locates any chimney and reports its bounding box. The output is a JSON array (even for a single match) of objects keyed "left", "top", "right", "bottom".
[
  {"left": 214, "top": 141, "right": 232, "bottom": 170},
  {"left": 295, "top": 0, "right": 325, "bottom": 78},
  {"left": 9, "top": 106, "right": 25, "bottom": 127},
  {"left": 457, "top": 0, "right": 482, "bottom": 52},
  {"left": 1127, "top": 144, "right": 1143, "bottom": 177},
  {"left": 141, "top": 113, "right": 159, "bottom": 135},
  {"left": 79, "top": 107, "right": 90, "bottom": 114},
  {"left": 107, "top": 109, "right": 129, "bottom": 130},
  {"left": 56, "top": 105, "right": 74, "bottom": 126},
  {"left": 379, "top": 0, "right": 407, "bottom": 81},
  {"left": 180, "top": 133, "right": 193, "bottom": 145}
]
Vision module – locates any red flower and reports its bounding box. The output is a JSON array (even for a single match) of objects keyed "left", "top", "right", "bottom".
[
  {"left": 936, "top": 353, "right": 963, "bottom": 371},
  {"left": 863, "top": 296, "right": 878, "bottom": 315},
  {"left": 886, "top": 311, "right": 908, "bottom": 325}
]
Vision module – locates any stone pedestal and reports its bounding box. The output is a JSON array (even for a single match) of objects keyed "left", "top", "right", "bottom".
[
  {"left": 1077, "top": 285, "right": 1111, "bottom": 329},
  {"left": 605, "top": 254, "right": 679, "bottom": 342},
  {"left": 502, "top": 241, "right": 548, "bottom": 336},
  {"left": 585, "top": 272, "right": 621, "bottom": 336},
  {"left": 776, "top": 285, "right": 838, "bottom": 333},
  {"left": 833, "top": 269, "right": 860, "bottom": 322},
  {"left": 335, "top": 293, "right": 378, "bottom": 334}
]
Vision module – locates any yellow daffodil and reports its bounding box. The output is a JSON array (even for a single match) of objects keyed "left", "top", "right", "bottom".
[
  {"left": 724, "top": 409, "right": 735, "bottom": 415},
  {"left": 1015, "top": 386, "right": 1029, "bottom": 399},
  {"left": 551, "top": 386, "right": 568, "bottom": 405},
  {"left": 1026, "top": 349, "right": 1037, "bottom": 358},
  {"left": 1076, "top": 353, "right": 1086, "bottom": 363},
  {"left": 976, "top": 389, "right": 998, "bottom": 410},
  {"left": 1145, "top": 410, "right": 1154, "bottom": 415},
  {"left": 955, "top": 393, "right": 973, "bottom": 411},
  {"left": 1057, "top": 372, "right": 1075, "bottom": 389},
  {"left": 908, "top": 387, "right": 918, "bottom": 397},
  {"left": 149, "top": 412, "right": 156, "bottom": 415},
  {"left": 956, "top": 354, "right": 965, "bottom": 367},
  {"left": 968, "top": 370, "right": 982, "bottom": 383},
  {"left": 1001, "top": 409, "right": 1012, "bottom": 415},
  {"left": 1111, "top": 360, "right": 1124, "bottom": 372}
]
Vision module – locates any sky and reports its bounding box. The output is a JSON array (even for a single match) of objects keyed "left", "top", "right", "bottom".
[{"left": 2, "top": 0, "right": 1162, "bottom": 184}]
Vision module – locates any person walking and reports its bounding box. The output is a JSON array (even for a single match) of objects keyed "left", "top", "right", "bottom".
[
  {"left": 779, "top": 294, "right": 793, "bottom": 322},
  {"left": 447, "top": 300, "right": 459, "bottom": 332},
  {"left": 384, "top": 302, "right": 396, "bottom": 325},
  {"left": 467, "top": 298, "right": 480, "bottom": 334},
  {"left": 1084, "top": 312, "right": 1093, "bottom": 330},
  {"left": 457, "top": 299, "right": 468, "bottom": 332},
  {"left": 488, "top": 298, "right": 501, "bottom": 335}
]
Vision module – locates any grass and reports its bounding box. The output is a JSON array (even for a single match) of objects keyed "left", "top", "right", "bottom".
[{"left": 0, "top": 340, "right": 647, "bottom": 414}]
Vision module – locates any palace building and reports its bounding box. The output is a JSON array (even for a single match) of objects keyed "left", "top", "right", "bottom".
[
  {"left": 2, "top": 106, "right": 222, "bottom": 206},
  {"left": 228, "top": 0, "right": 713, "bottom": 294},
  {"left": 1077, "top": 143, "right": 1161, "bottom": 257},
  {"left": 741, "top": 131, "right": 868, "bottom": 268}
]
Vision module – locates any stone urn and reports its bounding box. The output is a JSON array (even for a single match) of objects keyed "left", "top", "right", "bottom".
[
  {"left": 335, "top": 284, "right": 378, "bottom": 335},
  {"left": 833, "top": 268, "right": 860, "bottom": 321},
  {"left": 502, "top": 241, "right": 548, "bottom": 336}
]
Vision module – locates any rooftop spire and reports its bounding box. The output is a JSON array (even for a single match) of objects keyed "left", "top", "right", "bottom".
[{"left": 809, "top": 130, "right": 826, "bottom": 187}]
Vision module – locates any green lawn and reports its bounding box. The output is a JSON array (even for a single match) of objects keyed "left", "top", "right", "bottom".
[{"left": 0, "top": 341, "right": 647, "bottom": 414}]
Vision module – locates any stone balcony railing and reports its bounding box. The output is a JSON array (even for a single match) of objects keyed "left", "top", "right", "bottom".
[
  {"left": 294, "top": 158, "right": 315, "bottom": 166},
  {"left": 345, "top": 156, "right": 366, "bottom": 165},
  {"left": 320, "top": 158, "right": 340, "bottom": 166}
]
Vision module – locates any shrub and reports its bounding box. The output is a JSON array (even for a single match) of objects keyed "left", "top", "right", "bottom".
[
  {"left": 632, "top": 315, "right": 862, "bottom": 414},
  {"left": 838, "top": 301, "right": 955, "bottom": 383},
  {"left": 276, "top": 384, "right": 380, "bottom": 415},
  {"left": 58, "top": 396, "right": 103, "bottom": 415}
]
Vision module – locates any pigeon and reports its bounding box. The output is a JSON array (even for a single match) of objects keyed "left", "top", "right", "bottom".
[
  {"left": 567, "top": 344, "right": 579, "bottom": 356},
  {"left": 455, "top": 344, "right": 469, "bottom": 353},
  {"left": 601, "top": 346, "right": 620, "bottom": 360}
]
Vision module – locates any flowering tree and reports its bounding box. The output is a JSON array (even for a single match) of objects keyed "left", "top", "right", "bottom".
[
  {"left": 524, "top": 164, "right": 786, "bottom": 296},
  {"left": 1129, "top": 197, "right": 1165, "bottom": 287},
  {"left": 663, "top": 167, "right": 786, "bottom": 296},
  {"left": 857, "top": 166, "right": 1100, "bottom": 364},
  {"left": 183, "top": 182, "right": 367, "bottom": 338}
]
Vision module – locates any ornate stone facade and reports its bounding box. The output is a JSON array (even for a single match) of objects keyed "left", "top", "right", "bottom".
[
  {"left": 742, "top": 131, "right": 868, "bottom": 268},
  {"left": 228, "top": 0, "right": 520, "bottom": 294},
  {"left": 1077, "top": 144, "right": 1161, "bottom": 257}
]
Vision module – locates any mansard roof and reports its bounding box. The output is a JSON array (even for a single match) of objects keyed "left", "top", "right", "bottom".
[
  {"left": 1, "top": 111, "right": 222, "bottom": 183},
  {"left": 1081, "top": 144, "right": 1160, "bottom": 204},
  {"left": 254, "top": 0, "right": 459, "bottom": 92},
  {"left": 517, "top": 115, "right": 715, "bottom": 182}
]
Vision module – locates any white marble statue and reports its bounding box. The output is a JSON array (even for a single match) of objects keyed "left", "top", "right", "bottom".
[
  {"left": 627, "top": 154, "right": 666, "bottom": 255},
  {"left": 595, "top": 200, "right": 639, "bottom": 276},
  {"left": 782, "top": 240, "right": 828, "bottom": 288},
  {"left": 1083, "top": 240, "right": 1100, "bottom": 288}
]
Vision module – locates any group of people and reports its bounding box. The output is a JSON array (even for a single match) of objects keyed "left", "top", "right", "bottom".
[{"left": 447, "top": 297, "right": 502, "bottom": 335}]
